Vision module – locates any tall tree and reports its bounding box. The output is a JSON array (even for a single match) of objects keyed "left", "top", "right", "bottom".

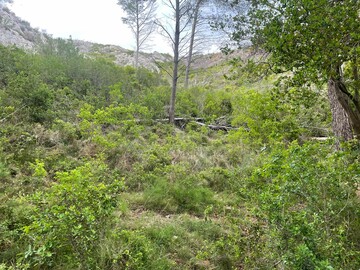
[
  {"left": 184, "top": 0, "right": 205, "bottom": 88},
  {"left": 221, "top": 0, "right": 360, "bottom": 141},
  {"left": 156, "top": 0, "right": 192, "bottom": 123},
  {"left": 184, "top": 0, "right": 228, "bottom": 87},
  {"left": 117, "top": 0, "right": 157, "bottom": 68}
]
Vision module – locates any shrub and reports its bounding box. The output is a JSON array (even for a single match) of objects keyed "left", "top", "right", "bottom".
[
  {"left": 244, "top": 141, "right": 360, "bottom": 269},
  {"left": 100, "top": 229, "right": 173, "bottom": 270},
  {"left": 144, "top": 176, "right": 215, "bottom": 215},
  {"left": 20, "top": 160, "right": 125, "bottom": 269}
]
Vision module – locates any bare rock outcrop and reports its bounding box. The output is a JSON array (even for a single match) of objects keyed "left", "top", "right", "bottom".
[{"left": 0, "top": 6, "right": 48, "bottom": 51}]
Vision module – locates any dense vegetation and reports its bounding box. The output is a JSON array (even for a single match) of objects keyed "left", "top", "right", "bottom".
[
  {"left": 0, "top": 39, "right": 359, "bottom": 269},
  {"left": 220, "top": 0, "right": 360, "bottom": 141}
]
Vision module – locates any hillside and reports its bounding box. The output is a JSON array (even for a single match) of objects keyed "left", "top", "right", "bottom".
[
  {"left": 0, "top": 5, "right": 241, "bottom": 73},
  {"left": 0, "top": 6, "right": 48, "bottom": 50},
  {"left": 0, "top": 6, "right": 171, "bottom": 70}
]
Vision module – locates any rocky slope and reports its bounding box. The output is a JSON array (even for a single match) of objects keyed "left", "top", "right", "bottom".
[
  {"left": 0, "top": 6, "right": 48, "bottom": 51},
  {"left": 0, "top": 6, "right": 173, "bottom": 70},
  {"left": 73, "top": 40, "right": 172, "bottom": 71},
  {"left": 0, "top": 5, "right": 244, "bottom": 72}
]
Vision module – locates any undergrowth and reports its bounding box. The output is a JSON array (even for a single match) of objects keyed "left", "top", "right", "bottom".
[{"left": 0, "top": 43, "right": 359, "bottom": 269}]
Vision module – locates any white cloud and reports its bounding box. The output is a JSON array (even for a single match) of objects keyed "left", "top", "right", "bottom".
[{"left": 9, "top": 0, "right": 172, "bottom": 53}]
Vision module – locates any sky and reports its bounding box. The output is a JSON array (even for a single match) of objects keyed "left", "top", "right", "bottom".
[{"left": 8, "top": 0, "right": 173, "bottom": 54}]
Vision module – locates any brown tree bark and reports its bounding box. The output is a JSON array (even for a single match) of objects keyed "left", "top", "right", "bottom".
[
  {"left": 328, "top": 79, "right": 354, "bottom": 142},
  {"left": 330, "top": 76, "right": 360, "bottom": 135}
]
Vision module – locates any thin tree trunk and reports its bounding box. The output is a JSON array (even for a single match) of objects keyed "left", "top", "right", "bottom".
[
  {"left": 169, "top": 0, "right": 180, "bottom": 124},
  {"left": 185, "top": 0, "right": 201, "bottom": 88},
  {"left": 135, "top": 4, "right": 140, "bottom": 68},
  {"left": 135, "top": 44, "right": 139, "bottom": 68}
]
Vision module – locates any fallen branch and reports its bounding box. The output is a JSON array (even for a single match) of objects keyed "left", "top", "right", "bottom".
[
  {"left": 154, "top": 117, "right": 205, "bottom": 123},
  {"left": 310, "top": 137, "right": 332, "bottom": 141},
  {"left": 102, "top": 117, "right": 239, "bottom": 132},
  {"left": 194, "top": 121, "right": 238, "bottom": 132},
  {"left": 152, "top": 117, "right": 239, "bottom": 131}
]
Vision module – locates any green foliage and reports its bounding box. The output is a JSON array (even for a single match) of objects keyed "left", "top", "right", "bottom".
[
  {"left": 227, "top": 0, "right": 360, "bottom": 82},
  {"left": 229, "top": 88, "right": 300, "bottom": 147},
  {"left": 141, "top": 85, "right": 171, "bottom": 118},
  {"left": 224, "top": 0, "right": 360, "bottom": 138},
  {"left": 79, "top": 102, "right": 150, "bottom": 150},
  {"left": 4, "top": 71, "right": 54, "bottom": 123},
  {"left": 30, "top": 159, "right": 47, "bottom": 178},
  {"left": 244, "top": 141, "right": 360, "bottom": 269},
  {"left": 38, "top": 38, "right": 80, "bottom": 59},
  {"left": 199, "top": 167, "right": 234, "bottom": 192},
  {"left": 144, "top": 175, "right": 215, "bottom": 215},
  {"left": 103, "top": 229, "right": 173, "bottom": 270},
  {"left": 0, "top": 46, "right": 25, "bottom": 88},
  {"left": 272, "top": 80, "right": 331, "bottom": 137},
  {"left": 20, "top": 160, "right": 125, "bottom": 268},
  {"left": 176, "top": 89, "right": 201, "bottom": 117},
  {"left": 203, "top": 89, "right": 233, "bottom": 119},
  {"left": 1, "top": 36, "right": 359, "bottom": 270}
]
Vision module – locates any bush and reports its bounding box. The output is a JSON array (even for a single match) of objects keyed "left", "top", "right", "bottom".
[
  {"left": 101, "top": 229, "right": 173, "bottom": 270},
  {"left": 230, "top": 89, "right": 301, "bottom": 148},
  {"left": 243, "top": 141, "right": 360, "bottom": 269},
  {"left": 20, "top": 160, "right": 125, "bottom": 269},
  {"left": 144, "top": 176, "right": 215, "bottom": 215}
]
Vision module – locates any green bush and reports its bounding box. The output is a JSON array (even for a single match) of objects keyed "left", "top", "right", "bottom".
[
  {"left": 141, "top": 86, "right": 171, "bottom": 118},
  {"left": 176, "top": 89, "right": 200, "bottom": 117},
  {"left": 20, "top": 160, "right": 125, "bottom": 269},
  {"left": 230, "top": 89, "right": 300, "bottom": 147},
  {"left": 244, "top": 141, "right": 360, "bottom": 269},
  {"left": 101, "top": 229, "right": 173, "bottom": 270},
  {"left": 203, "top": 89, "right": 233, "bottom": 120},
  {"left": 5, "top": 72, "right": 54, "bottom": 123},
  {"left": 144, "top": 176, "right": 215, "bottom": 215},
  {"left": 199, "top": 167, "right": 233, "bottom": 192}
]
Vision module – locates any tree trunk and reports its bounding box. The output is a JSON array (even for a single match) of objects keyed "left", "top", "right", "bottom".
[
  {"left": 169, "top": 0, "right": 180, "bottom": 124},
  {"left": 328, "top": 79, "right": 353, "bottom": 142},
  {"left": 185, "top": 0, "right": 201, "bottom": 88},
  {"left": 329, "top": 76, "right": 360, "bottom": 138},
  {"left": 135, "top": 3, "right": 140, "bottom": 68}
]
